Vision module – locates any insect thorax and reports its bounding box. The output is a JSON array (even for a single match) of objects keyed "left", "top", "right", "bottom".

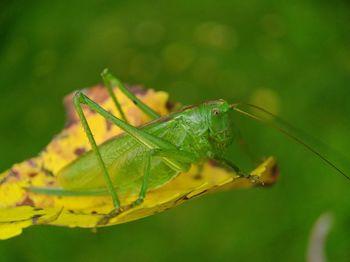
[{"left": 177, "top": 100, "right": 234, "bottom": 159}]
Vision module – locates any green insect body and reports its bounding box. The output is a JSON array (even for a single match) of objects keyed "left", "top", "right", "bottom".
[
  {"left": 31, "top": 68, "right": 245, "bottom": 224},
  {"left": 31, "top": 69, "right": 349, "bottom": 225},
  {"left": 59, "top": 100, "right": 234, "bottom": 194}
]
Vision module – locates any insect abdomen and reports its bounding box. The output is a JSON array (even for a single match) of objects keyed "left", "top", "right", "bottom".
[{"left": 57, "top": 117, "right": 194, "bottom": 194}]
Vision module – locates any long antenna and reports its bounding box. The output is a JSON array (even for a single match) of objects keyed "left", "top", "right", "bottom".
[
  {"left": 243, "top": 103, "right": 350, "bottom": 165},
  {"left": 230, "top": 103, "right": 350, "bottom": 181}
]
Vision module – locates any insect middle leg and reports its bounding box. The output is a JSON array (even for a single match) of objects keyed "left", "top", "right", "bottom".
[
  {"left": 95, "top": 151, "right": 153, "bottom": 226},
  {"left": 132, "top": 148, "right": 197, "bottom": 207}
]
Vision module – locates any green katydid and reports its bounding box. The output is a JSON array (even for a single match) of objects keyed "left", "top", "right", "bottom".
[{"left": 30, "top": 69, "right": 350, "bottom": 225}]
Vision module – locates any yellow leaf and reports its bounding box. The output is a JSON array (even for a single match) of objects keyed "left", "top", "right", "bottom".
[{"left": 0, "top": 84, "right": 279, "bottom": 239}]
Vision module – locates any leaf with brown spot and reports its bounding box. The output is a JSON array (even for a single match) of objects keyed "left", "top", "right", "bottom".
[{"left": 0, "top": 84, "right": 278, "bottom": 240}]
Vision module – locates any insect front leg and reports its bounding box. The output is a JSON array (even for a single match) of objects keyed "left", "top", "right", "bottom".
[
  {"left": 215, "top": 158, "right": 263, "bottom": 185},
  {"left": 131, "top": 151, "right": 152, "bottom": 207}
]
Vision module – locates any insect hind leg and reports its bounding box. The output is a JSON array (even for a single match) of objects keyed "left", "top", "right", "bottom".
[{"left": 74, "top": 91, "right": 121, "bottom": 209}]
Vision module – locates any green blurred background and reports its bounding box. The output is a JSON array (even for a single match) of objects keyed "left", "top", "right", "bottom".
[{"left": 1, "top": 0, "right": 350, "bottom": 261}]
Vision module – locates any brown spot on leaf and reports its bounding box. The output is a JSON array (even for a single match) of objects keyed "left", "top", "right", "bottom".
[
  {"left": 166, "top": 101, "right": 175, "bottom": 111},
  {"left": 20, "top": 196, "right": 35, "bottom": 207},
  {"left": 193, "top": 174, "right": 203, "bottom": 180},
  {"left": 28, "top": 172, "right": 38, "bottom": 178},
  {"left": 260, "top": 163, "right": 280, "bottom": 187},
  {"left": 40, "top": 166, "right": 55, "bottom": 177},
  {"left": 47, "top": 180, "right": 56, "bottom": 186},
  {"left": 32, "top": 214, "right": 43, "bottom": 224},
  {"left": 271, "top": 164, "right": 280, "bottom": 177},
  {"left": 27, "top": 159, "right": 37, "bottom": 167},
  {"left": 74, "top": 147, "right": 86, "bottom": 156},
  {"left": 106, "top": 115, "right": 113, "bottom": 131}
]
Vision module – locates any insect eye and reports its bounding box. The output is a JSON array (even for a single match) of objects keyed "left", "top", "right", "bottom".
[{"left": 212, "top": 108, "right": 220, "bottom": 116}]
